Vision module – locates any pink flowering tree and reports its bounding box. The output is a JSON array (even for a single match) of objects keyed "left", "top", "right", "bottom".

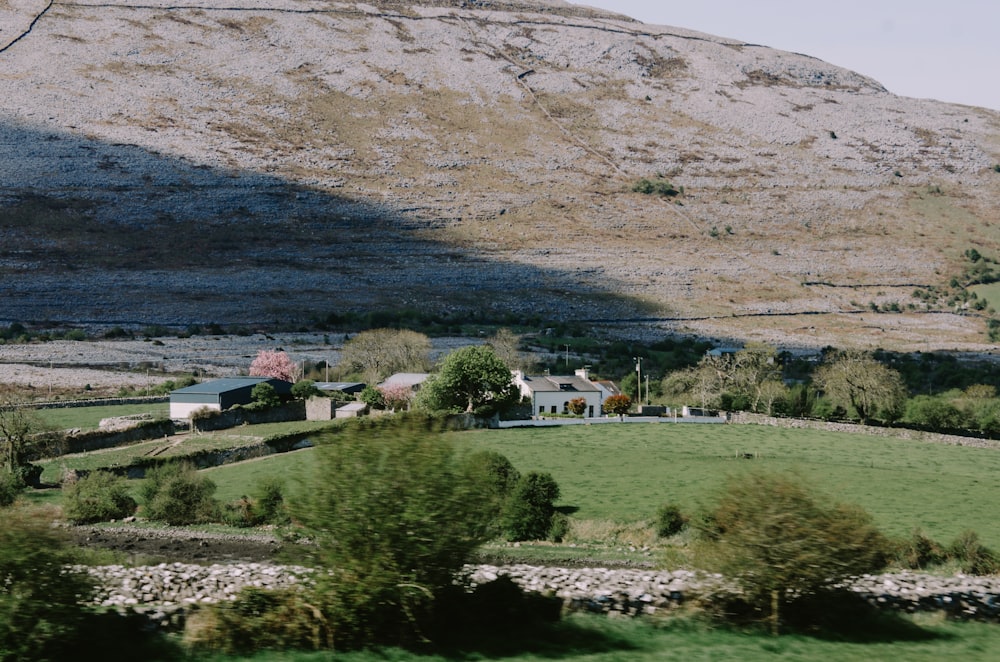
[
  {"left": 377, "top": 383, "right": 414, "bottom": 412},
  {"left": 249, "top": 349, "right": 299, "bottom": 383}
]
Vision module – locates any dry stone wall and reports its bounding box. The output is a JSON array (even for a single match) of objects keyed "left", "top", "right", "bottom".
[{"left": 84, "top": 562, "right": 1000, "bottom": 631}]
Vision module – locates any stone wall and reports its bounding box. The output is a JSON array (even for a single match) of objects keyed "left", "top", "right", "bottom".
[
  {"left": 731, "top": 413, "right": 1000, "bottom": 450},
  {"left": 84, "top": 562, "right": 1000, "bottom": 631},
  {"left": 192, "top": 401, "right": 305, "bottom": 432},
  {"left": 64, "top": 419, "right": 176, "bottom": 455}
]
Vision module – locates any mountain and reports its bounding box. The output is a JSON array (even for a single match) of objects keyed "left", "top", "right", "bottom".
[{"left": 2, "top": 0, "right": 999, "bottom": 351}]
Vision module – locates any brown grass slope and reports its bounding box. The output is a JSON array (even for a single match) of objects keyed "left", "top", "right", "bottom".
[{"left": 2, "top": 0, "right": 999, "bottom": 351}]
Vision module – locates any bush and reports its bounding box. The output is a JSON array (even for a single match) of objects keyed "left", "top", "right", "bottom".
[
  {"left": 894, "top": 528, "right": 947, "bottom": 569},
  {"left": 948, "top": 530, "right": 999, "bottom": 575},
  {"left": 141, "top": 462, "right": 219, "bottom": 525},
  {"left": 289, "top": 414, "right": 496, "bottom": 649},
  {"left": 463, "top": 450, "right": 520, "bottom": 537},
  {"left": 0, "top": 470, "right": 21, "bottom": 508},
  {"left": 291, "top": 380, "right": 320, "bottom": 400},
  {"left": 698, "top": 471, "right": 891, "bottom": 632},
  {"left": 184, "top": 588, "right": 328, "bottom": 655},
  {"left": 251, "top": 383, "right": 280, "bottom": 407},
  {"left": 62, "top": 470, "right": 138, "bottom": 524},
  {"left": 502, "top": 471, "right": 561, "bottom": 542},
  {"left": 655, "top": 503, "right": 688, "bottom": 538},
  {"left": 0, "top": 507, "right": 96, "bottom": 661},
  {"left": 221, "top": 478, "right": 289, "bottom": 528}
]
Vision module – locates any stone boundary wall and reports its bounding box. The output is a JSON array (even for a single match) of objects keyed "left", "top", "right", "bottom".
[
  {"left": 64, "top": 420, "right": 176, "bottom": 455},
  {"left": 192, "top": 401, "right": 306, "bottom": 432},
  {"left": 30, "top": 396, "right": 169, "bottom": 410},
  {"left": 730, "top": 413, "right": 1000, "bottom": 450},
  {"left": 84, "top": 562, "right": 1000, "bottom": 632}
]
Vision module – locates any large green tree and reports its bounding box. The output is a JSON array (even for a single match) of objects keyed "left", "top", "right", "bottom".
[
  {"left": 415, "top": 345, "right": 518, "bottom": 416},
  {"left": 812, "top": 349, "right": 907, "bottom": 424}
]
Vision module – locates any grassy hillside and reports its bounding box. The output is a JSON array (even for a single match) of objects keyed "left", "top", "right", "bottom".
[{"left": 1, "top": 0, "right": 999, "bottom": 350}]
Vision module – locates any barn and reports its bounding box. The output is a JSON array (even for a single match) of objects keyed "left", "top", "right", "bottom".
[{"left": 169, "top": 377, "right": 292, "bottom": 418}]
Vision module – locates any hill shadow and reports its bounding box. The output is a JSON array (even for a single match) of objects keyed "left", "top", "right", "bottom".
[{"left": 0, "top": 120, "right": 659, "bottom": 329}]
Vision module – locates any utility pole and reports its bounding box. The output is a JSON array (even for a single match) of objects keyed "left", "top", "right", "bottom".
[
  {"left": 633, "top": 356, "right": 642, "bottom": 405},
  {"left": 564, "top": 344, "right": 570, "bottom": 368}
]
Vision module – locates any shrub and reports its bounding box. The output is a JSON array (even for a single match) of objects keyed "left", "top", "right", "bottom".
[
  {"left": 502, "top": 471, "right": 561, "bottom": 542},
  {"left": 222, "top": 478, "right": 290, "bottom": 528},
  {"left": 0, "top": 507, "right": 96, "bottom": 661},
  {"left": 359, "top": 385, "right": 385, "bottom": 409},
  {"left": 291, "top": 379, "right": 320, "bottom": 400},
  {"left": 698, "top": 471, "right": 891, "bottom": 632},
  {"left": 0, "top": 470, "right": 21, "bottom": 508},
  {"left": 894, "top": 528, "right": 947, "bottom": 569},
  {"left": 632, "top": 177, "right": 680, "bottom": 197},
  {"left": 251, "top": 383, "right": 280, "bottom": 408},
  {"left": 463, "top": 450, "right": 520, "bottom": 536},
  {"left": 62, "top": 470, "right": 138, "bottom": 524},
  {"left": 566, "top": 397, "right": 586, "bottom": 416},
  {"left": 184, "top": 588, "right": 329, "bottom": 655},
  {"left": 548, "top": 512, "right": 570, "bottom": 542},
  {"left": 655, "top": 503, "right": 688, "bottom": 538},
  {"left": 290, "top": 414, "right": 495, "bottom": 649},
  {"left": 141, "top": 462, "right": 219, "bottom": 525},
  {"left": 948, "top": 530, "right": 999, "bottom": 575}
]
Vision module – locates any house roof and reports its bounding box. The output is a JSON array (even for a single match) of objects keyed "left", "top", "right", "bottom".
[
  {"left": 380, "top": 373, "right": 431, "bottom": 388},
  {"left": 315, "top": 381, "right": 366, "bottom": 392},
  {"left": 518, "top": 374, "right": 599, "bottom": 394},
  {"left": 171, "top": 377, "right": 292, "bottom": 396}
]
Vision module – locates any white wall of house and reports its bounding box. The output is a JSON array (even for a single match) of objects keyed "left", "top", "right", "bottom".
[{"left": 170, "top": 401, "right": 221, "bottom": 419}]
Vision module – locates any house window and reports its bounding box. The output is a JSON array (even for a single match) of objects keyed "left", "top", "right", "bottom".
[
  {"left": 550, "top": 405, "right": 557, "bottom": 414},
  {"left": 562, "top": 402, "right": 569, "bottom": 414},
  {"left": 539, "top": 405, "right": 545, "bottom": 415},
  {"left": 588, "top": 405, "right": 594, "bottom": 417}
]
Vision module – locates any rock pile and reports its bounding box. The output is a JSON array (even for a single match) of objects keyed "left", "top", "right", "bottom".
[{"left": 83, "top": 562, "right": 1000, "bottom": 628}]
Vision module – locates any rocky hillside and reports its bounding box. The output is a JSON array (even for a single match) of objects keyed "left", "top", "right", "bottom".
[{"left": 2, "top": 0, "right": 999, "bottom": 351}]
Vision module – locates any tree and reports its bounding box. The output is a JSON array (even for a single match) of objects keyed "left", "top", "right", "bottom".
[
  {"left": 249, "top": 349, "right": 298, "bottom": 382},
  {"left": 566, "top": 397, "right": 587, "bottom": 416},
  {"left": 812, "top": 349, "right": 907, "bottom": 424},
  {"left": 502, "top": 472, "right": 561, "bottom": 542},
  {"left": 415, "top": 345, "right": 518, "bottom": 416},
  {"left": 290, "top": 415, "right": 494, "bottom": 648},
  {"left": 339, "top": 329, "right": 431, "bottom": 384},
  {"left": 0, "top": 397, "right": 57, "bottom": 487},
  {"left": 359, "top": 385, "right": 385, "bottom": 409},
  {"left": 377, "top": 382, "right": 414, "bottom": 412},
  {"left": 604, "top": 394, "right": 632, "bottom": 418},
  {"left": 291, "top": 379, "right": 320, "bottom": 400},
  {"left": 699, "top": 471, "right": 890, "bottom": 633},
  {"left": 486, "top": 328, "right": 531, "bottom": 372},
  {"left": 251, "top": 382, "right": 280, "bottom": 407}
]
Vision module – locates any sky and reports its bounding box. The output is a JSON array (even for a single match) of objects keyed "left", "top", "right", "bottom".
[{"left": 572, "top": 1, "right": 1000, "bottom": 111}]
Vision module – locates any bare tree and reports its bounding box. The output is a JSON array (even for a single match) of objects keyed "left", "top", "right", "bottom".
[
  {"left": 486, "top": 327, "right": 531, "bottom": 372},
  {"left": 0, "top": 397, "right": 59, "bottom": 485},
  {"left": 339, "top": 329, "right": 431, "bottom": 384}
]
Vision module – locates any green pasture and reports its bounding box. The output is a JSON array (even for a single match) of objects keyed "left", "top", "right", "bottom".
[
  {"left": 458, "top": 424, "right": 1000, "bottom": 548},
  {"left": 37, "top": 402, "right": 170, "bottom": 431},
  {"left": 36, "top": 420, "right": 333, "bottom": 484},
  {"left": 204, "top": 422, "right": 1000, "bottom": 549}
]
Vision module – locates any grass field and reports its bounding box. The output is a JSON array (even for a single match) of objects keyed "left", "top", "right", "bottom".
[
  {"left": 205, "top": 422, "right": 1000, "bottom": 549},
  {"left": 37, "top": 402, "right": 170, "bottom": 430}
]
